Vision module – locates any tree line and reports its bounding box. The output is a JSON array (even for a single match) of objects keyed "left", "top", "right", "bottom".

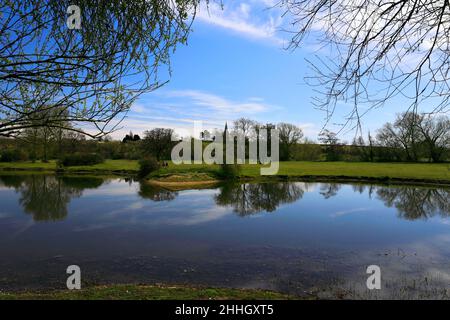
[{"left": 0, "top": 112, "right": 448, "bottom": 164}]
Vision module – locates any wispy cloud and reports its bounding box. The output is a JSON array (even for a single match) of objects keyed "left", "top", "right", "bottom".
[
  {"left": 196, "top": 1, "right": 285, "bottom": 45},
  {"left": 163, "top": 90, "right": 273, "bottom": 114},
  {"left": 331, "top": 207, "right": 371, "bottom": 218},
  {"left": 110, "top": 89, "right": 282, "bottom": 139}
]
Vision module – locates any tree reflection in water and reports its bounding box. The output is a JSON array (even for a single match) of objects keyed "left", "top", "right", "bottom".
[
  {"left": 1, "top": 175, "right": 448, "bottom": 222},
  {"left": 376, "top": 186, "right": 450, "bottom": 220},
  {"left": 214, "top": 182, "right": 305, "bottom": 216},
  {"left": 319, "top": 183, "right": 341, "bottom": 199},
  {"left": 138, "top": 183, "right": 178, "bottom": 201},
  {"left": 0, "top": 175, "right": 104, "bottom": 221}
]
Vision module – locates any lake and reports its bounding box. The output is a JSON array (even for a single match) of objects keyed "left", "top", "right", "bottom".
[{"left": 0, "top": 174, "right": 449, "bottom": 298}]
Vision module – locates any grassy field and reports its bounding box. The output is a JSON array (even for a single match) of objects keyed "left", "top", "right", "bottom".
[
  {"left": 0, "top": 159, "right": 139, "bottom": 173},
  {"left": 154, "top": 161, "right": 450, "bottom": 183},
  {"left": 0, "top": 284, "right": 292, "bottom": 300},
  {"left": 242, "top": 161, "right": 450, "bottom": 182},
  {"left": 0, "top": 160, "right": 448, "bottom": 183}
]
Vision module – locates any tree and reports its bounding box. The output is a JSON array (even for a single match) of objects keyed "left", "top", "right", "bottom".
[
  {"left": 21, "top": 106, "right": 71, "bottom": 161},
  {"left": 261, "top": 123, "right": 276, "bottom": 157},
  {"left": 233, "top": 118, "right": 256, "bottom": 138},
  {"left": 353, "top": 132, "right": 375, "bottom": 162},
  {"left": 417, "top": 115, "right": 450, "bottom": 162},
  {"left": 200, "top": 130, "right": 212, "bottom": 141},
  {"left": 0, "top": 1, "right": 201, "bottom": 138},
  {"left": 233, "top": 118, "right": 257, "bottom": 161},
  {"left": 367, "top": 132, "right": 375, "bottom": 162},
  {"left": 142, "top": 128, "right": 174, "bottom": 161},
  {"left": 282, "top": 1, "right": 450, "bottom": 129},
  {"left": 277, "top": 122, "right": 303, "bottom": 160},
  {"left": 122, "top": 131, "right": 141, "bottom": 143},
  {"left": 318, "top": 129, "right": 340, "bottom": 161},
  {"left": 376, "top": 112, "right": 423, "bottom": 161}
]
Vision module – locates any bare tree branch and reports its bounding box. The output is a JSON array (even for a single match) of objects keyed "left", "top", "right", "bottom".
[
  {"left": 280, "top": 0, "right": 450, "bottom": 133},
  {"left": 0, "top": 0, "right": 203, "bottom": 138}
]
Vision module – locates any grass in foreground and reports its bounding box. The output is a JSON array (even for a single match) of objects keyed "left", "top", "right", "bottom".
[{"left": 0, "top": 284, "right": 293, "bottom": 300}]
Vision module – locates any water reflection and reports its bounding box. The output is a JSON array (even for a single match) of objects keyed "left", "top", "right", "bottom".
[
  {"left": 0, "top": 175, "right": 104, "bottom": 221},
  {"left": 376, "top": 186, "right": 450, "bottom": 220},
  {"left": 319, "top": 183, "right": 341, "bottom": 199},
  {"left": 0, "top": 175, "right": 448, "bottom": 222},
  {"left": 138, "top": 183, "right": 178, "bottom": 201},
  {"left": 214, "top": 182, "right": 305, "bottom": 216},
  {"left": 1, "top": 174, "right": 450, "bottom": 296}
]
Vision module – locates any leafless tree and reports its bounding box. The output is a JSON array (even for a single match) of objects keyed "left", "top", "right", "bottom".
[
  {"left": 233, "top": 118, "right": 256, "bottom": 138},
  {"left": 0, "top": 0, "right": 201, "bottom": 138},
  {"left": 280, "top": 0, "right": 450, "bottom": 132},
  {"left": 417, "top": 115, "right": 450, "bottom": 162},
  {"left": 318, "top": 129, "right": 341, "bottom": 160},
  {"left": 277, "top": 122, "right": 304, "bottom": 159},
  {"left": 376, "top": 112, "right": 423, "bottom": 161}
]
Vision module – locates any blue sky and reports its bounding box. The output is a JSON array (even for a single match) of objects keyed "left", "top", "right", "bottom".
[{"left": 116, "top": 1, "right": 415, "bottom": 142}]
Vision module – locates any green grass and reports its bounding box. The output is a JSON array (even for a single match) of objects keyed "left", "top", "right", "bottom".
[
  {"left": 155, "top": 161, "right": 449, "bottom": 183},
  {"left": 0, "top": 159, "right": 139, "bottom": 173},
  {"left": 0, "top": 284, "right": 293, "bottom": 300},
  {"left": 0, "top": 160, "right": 56, "bottom": 171},
  {"left": 0, "top": 160, "right": 448, "bottom": 183},
  {"left": 63, "top": 159, "right": 139, "bottom": 173},
  {"left": 241, "top": 161, "right": 450, "bottom": 182}
]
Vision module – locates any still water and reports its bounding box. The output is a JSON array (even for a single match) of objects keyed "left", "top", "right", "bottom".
[{"left": 0, "top": 174, "right": 449, "bottom": 298}]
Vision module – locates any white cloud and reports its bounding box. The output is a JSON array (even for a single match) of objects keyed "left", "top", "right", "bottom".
[
  {"left": 196, "top": 1, "right": 285, "bottom": 45},
  {"left": 106, "top": 89, "right": 282, "bottom": 139},
  {"left": 164, "top": 89, "right": 272, "bottom": 114},
  {"left": 331, "top": 207, "right": 371, "bottom": 218}
]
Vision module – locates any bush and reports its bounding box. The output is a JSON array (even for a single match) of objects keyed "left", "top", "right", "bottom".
[
  {"left": 0, "top": 149, "right": 28, "bottom": 162},
  {"left": 292, "top": 144, "right": 323, "bottom": 161},
  {"left": 217, "top": 164, "right": 241, "bottom": 180},
  {"left": 138, "top": 156, "right": 160, "bottom": 178},
  {"left": 59, "top": 152, "right": 104, "bottom": 166}
]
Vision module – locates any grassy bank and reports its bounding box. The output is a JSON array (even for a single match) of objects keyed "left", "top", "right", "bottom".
[
  {"left": 152, "top": 161, "right": 450, "bottom": 184},
  {"left": 0, "top": 160, "right": 448, "bottom": 184},
  {"left": 0, "top": 159, "right": 139, "bottom": 174},
  {"left": 0, "top": 284, "right": 293, "bottom": 300}
]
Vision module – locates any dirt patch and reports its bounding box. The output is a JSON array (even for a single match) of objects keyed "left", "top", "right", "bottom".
[{"left": 146, "top": 179, "right": 220, "bottom": 191}]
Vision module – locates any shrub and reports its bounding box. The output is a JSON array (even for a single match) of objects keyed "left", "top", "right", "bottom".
[
  {"left": 0, "top": 149, "right": 28, "bottom": 162},
  {"left": 217, "top": 164, "right": 241, "bottom": 180},
  {"left": 59, "top": 152, "right": 104, "bottom": 166},
  {"left": 292, "top": 144, "right": 323, "bottom": 161},
  {"left": 138, "top": 156, "right": 160, "bottom": 178}
]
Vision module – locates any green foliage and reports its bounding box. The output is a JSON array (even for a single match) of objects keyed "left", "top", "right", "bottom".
[
  {"left": 1, "top": 1, "right": 200, "bottom": 138},
  {"left": 59, "top": 153, "right": 104, "bottom": 167},
  {"left": 122, "top": 132, "right": 141, "bottom": 143},
  {"left": 292, "top": 143, "right": 323, "bottom": 161},
  {"left": 141, "top": 128, "right": 174, "bottom": 161},
  {"left": 217, "top": 164, "right": 241, "bottom": 180},
  {"left": 138, "top": 156, "right": 161, "bottom": 178},
  {"left": 0, "top": 148, "right": 28, "bottom": 162}
]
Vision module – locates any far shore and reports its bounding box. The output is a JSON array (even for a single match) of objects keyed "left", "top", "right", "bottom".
[{"left": 0, "top": 160, "right": 448, "bottom": 186}]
